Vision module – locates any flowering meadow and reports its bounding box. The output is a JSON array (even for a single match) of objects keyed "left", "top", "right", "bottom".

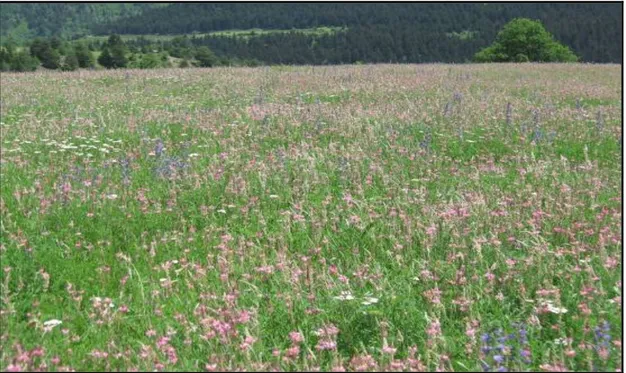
[{"left": 0, "top": 64, "right": 622, "bottom": 372}]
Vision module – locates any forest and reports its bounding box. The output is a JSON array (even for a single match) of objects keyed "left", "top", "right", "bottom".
[{"left": 0, "top": 2, "right": 622, "bottom": 72}]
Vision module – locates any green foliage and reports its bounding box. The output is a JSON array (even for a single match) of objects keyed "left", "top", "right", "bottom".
[
  {"left": 194, "top": 46, "right": 217, "bottom": 67},
  {"left": 474, "top": 18, "right": 578, "bottom": 63},
  {"left": 0, "top": 64, "right": 621, "bottom": 372},
  {"left": 0, "top": 46, "right": 12, "bottom": 71},
  {"left": 138, "top": 53, "right": 161, "bottom": 69},
  {"left": 0, "top": 42, "right": 39, "bottom": 71},
  {"left": 74, "top": 42, "right": 95, "bottom": 68},
  {"left": 8, "top": 50, "right": 39, "bottom": 71},
  {"left": 3, "top": 4, "right": 621, "bottom": 64},
  {"left": 97, "top": 47, "right": 113, "bottom": 68},
  {"left": 97, "top": 34, "right": 128, "bottom": 69},
  {"left": 61, "top": 52, "right": 79, "bottom": 71},
  {"left": 29, "top": 38, "right": 49, "bottom": 60},
  {"left": 1, "top": 3, "right": 163, "bottom": 39},
  {"left": 39, "top": 47, "right": 61, "bottom": 70},
  {"left": 91, "top": 3, "right": 620, "bottom": 63}
]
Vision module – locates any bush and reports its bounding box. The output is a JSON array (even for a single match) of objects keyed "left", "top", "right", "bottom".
[
  {"left": 74, "top": 43, "right": 95, "bottom": 68},
  {"left": 61, "top": 53, "right": 79, "bottom": 71},
  {"left": 98, "top": 34, "right": 129, "bottom": 69},
  {"left": 474, "top": 18, "right": 578, "bottom": 63},
  {"left": 10, "top": 51, "right": 39, "bottom": 72},
  {"left": 139, "top": 53, "right": 161, "bottom": 69},
  {"left": 195, "top": 46, "right": 217, "bottom": 67}
]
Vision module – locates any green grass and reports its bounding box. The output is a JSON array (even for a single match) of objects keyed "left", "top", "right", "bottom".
[
  {"left": 0, "top": 63, "right": 621, "bottom": 372},
  {"left": 78, "top": 26, "right": 347, "bottom": 43}
]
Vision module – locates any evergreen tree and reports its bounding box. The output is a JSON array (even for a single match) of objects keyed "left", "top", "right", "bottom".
[
  {"left": 10, "top": 50, "right": 39, "bottom": 72},
  {"left": 98, "top": 34, "right": 128, "bottom": 68},
  {"left": 40, "top": 46, "right": 61, "bottom": 69},
  {"left": 29, "top": 38, "right": 48, "bottom": 60},
  {"left": 61, "top": 52, "right": 79, "bottom": 71},
  {"left": 29, "top": 37, "right": 64, "bottom": 69},
  {"left": 195, "top": 46, "right": 217, "bottom": 67},
  {"left": 139, "top": 53, "right": 161, "bottom": 69},
  {"left": 109, "top": 46, "right": 128, "bottom": 68},
  {"left": 0, "top": 47, "right": 12, "bottom": 71},
  {"left": 74, "top": 42, "right": 94, "bottom": 68},
  {"left": 49, "top": 36, "right": 62, "bottom": 50},
  {"left": 97, "top": 47, "right": 113, "bottom": 68}
]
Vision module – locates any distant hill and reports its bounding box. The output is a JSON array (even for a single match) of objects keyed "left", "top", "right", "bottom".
[
  {"left": 1, "top": 3, "right": 622, "bottom": 63},
  {"left": 0, "top": 3, "right": 166, "bottom": 42}
]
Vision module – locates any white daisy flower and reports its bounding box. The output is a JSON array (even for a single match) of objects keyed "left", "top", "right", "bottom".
[{"left": 333, "top": 291, "right": 355, "bottom": 301}]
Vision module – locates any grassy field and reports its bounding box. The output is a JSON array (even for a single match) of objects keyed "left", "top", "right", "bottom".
[
  {"left": 78, "top": 26, "right": 346, "bottom": 43},
  {"left": 0, "top": 64, "right": 621, "bottom": 372}
]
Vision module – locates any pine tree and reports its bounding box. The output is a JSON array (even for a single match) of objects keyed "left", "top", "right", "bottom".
[
  {"left": 97, "top": 47, "right": 114, "bottom": 68},
  {"left": 195, "top": 46, "right": 217, "bottom": 67},
  {"left": 40, "top": 47, "right": 61, "bottom": 69},
  {"left": 61, "top": 52, "right": 79, "bottom": 71},
  {"left": 74, "top": 43, "right": 95, "bottom": 68},
  {"left": 98, "top": 34, "right": 128, "bottom": 69},
  {"left": 98, "top": 35, "right": 129, "bottom": 69}
]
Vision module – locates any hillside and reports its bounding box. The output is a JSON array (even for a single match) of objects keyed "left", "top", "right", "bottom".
[
  {"left": 1, "top": 3, "right": 622, "bottom": 63},
  {"left": 0, "top": 3, "right": 166, "bottom": 42},
  {"left": 93, "top": 3, "right": 623, "bottom": 63}
]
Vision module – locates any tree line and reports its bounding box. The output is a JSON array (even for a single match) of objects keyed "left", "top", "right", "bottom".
[
  {"left": 93, "top": 3, "right": 622, "bottom": 63},
  {"left": 0, "top": 18, "right": 591, "bottom": 72},
  {"left": 1, "top": 3, "right": 622, "bottom": 66},
  {"left": 0, "top": 34, "right": 261, "bottom": 72}
]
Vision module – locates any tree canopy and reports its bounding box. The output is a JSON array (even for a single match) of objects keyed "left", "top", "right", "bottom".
[
  {"left": 474, "top": 18, "right": 578, "bottom": 63},
  {"left": 2, "top": 3, "right": 621, "bottom": 63},
  {"left": 97, "top": 34, "right": 128, "bottom": 68}
]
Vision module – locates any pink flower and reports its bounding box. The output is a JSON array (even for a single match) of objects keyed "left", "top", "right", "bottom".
[
  {"left": 30, "top": 347, "right": 44, "bottom": 357},
  {"left": 317, "top": 324, "right": 339, "bottom": 338},
  {"left": 315, "top": 340, "right": 337, "bottom": 351},
  {"left": 240, "top": 335, "right": 257, "bottom": 351},
  {"left": 289, "top": 331, "right": 304, "bottom": 344},
  {"left": 426, "top": 319, "right": 442, "bottom": 337},
  {"left": 156, "top": 336, "right": 170, "bottom": 348},
  {"left": 286, "top": 345, "right": 300, "bottom": 357},
  {"left": 382, "top": 345, "right": 397, "bottom": 355},
  {"left": 237, "top": 310, "right": 251, "bottom": 324},
  {"left": 423, "top": 287, "right": 442, "bottom": 305},
  {"left": 342, "top": 193, "right": 354, "bottom": 206},
  {"left": 249, "top": 104, "right": 267, "bottom": 121},
  {"left": 165, "top": 346, "right": 178, "bottom": 365}
]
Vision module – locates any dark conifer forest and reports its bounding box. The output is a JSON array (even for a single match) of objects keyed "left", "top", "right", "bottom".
[{"left": 1, "top": 2, "right": 622, "bottom": 70}]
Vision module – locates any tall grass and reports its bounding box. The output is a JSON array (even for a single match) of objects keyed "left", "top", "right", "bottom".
[{"left": 0, "top": 63, "right": 621, "bottom": 372}]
